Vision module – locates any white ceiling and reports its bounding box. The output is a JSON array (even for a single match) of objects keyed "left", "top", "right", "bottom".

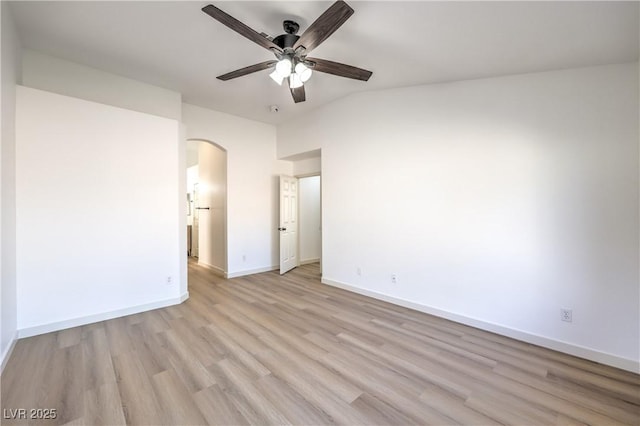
[{"left": 9, "top": 1, "right": 639, "bottom": 125}]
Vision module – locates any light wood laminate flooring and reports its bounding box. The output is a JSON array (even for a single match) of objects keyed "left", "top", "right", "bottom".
[{"left": 2, "top": 261, "right": 639, "bottom": 425}]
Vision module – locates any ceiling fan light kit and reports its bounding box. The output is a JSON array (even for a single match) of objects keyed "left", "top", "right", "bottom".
[
  {"left": 202, "top": 0, "right": 372, "bottom": 103},
  {"left": 289, "top": 73, "right": 304, "bottom": 89},
  {"left": 275, "top": 58, "right": 292, "bottom": 78},
  {"left": 295, "top": 63, "right": 312, "bottom": 82},
  {"left": 269, "top": 69, "right": 285, "bottom": 86}
]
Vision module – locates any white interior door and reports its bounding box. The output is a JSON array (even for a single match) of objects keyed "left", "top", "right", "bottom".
[{"left": 279, "top": 175, "right": 298, "bottom": 274}]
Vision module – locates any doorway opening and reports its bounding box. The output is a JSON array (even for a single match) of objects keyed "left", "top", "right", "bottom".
[
  {"left": 279, "top": 149, "right": 322, "bottom": 275},
  {"left": 186, "top": 139, "right": 228, "bottom": 276},
  {"left": 298, "top": 175, "right": 321, "bottom": 268}
]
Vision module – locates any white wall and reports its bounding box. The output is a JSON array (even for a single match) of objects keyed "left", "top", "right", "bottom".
[
  {"left": 0, "top": 1, "right": 21, "bottom": 370},
  {"left": 186, "top": 164, "right": 198, "bottom": 226},
  {"left": 278, "top": 62, "right": 640, "bottom": 371},
  {"left": 16, "top": 86, "right": 185, "bottom": 334},
  {"left": 293, "top": 157, "right": 321, "bottom": 176},
  {"left": 197, "top": 142, "right": 226, "bottom": 273},
  {"left": 299, "top": 176, "right": 321, "bottom": 263},
  {"left": 22, "top": 50, "right": 182, "bottom": 120},
  {"left": 182, "top": 103, "right": 291, "bottom": 277}
]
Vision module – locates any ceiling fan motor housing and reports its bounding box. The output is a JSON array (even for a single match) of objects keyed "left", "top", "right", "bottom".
[
  {"left": 273, "top": 20, "right": 302, "bottom": 50},
  {"left": 273, "top": 33, "right": 300, "bottom": 50}
]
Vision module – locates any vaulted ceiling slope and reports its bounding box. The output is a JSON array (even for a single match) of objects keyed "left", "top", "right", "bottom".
[{"left": 9, "top": 1, "right": 639, "bottom": 124}]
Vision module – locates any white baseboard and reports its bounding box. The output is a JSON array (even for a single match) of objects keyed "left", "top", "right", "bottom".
[
  {"left": 321, "top": 277, "right": 639, "bottom": 373},
  {"left": 227, "top": 265, "right": 279, "bottom": 279},
  {"left": 0, "top": 331, "right": 19, "bottom": 374},
  {"left": 300, "top": 258, "right": 320, "bottom": 265},
  {"left": 196, "top": 261, "right": 279, "bottom": 279},
  {"left": 197, "top": 260, "right": 226, "bottom": 277},
  {"left": 18, "top": 292, "right": 189, "bottom": 339}
]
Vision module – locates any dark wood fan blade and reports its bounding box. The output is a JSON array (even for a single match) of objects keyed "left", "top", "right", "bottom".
[
  {"left": 288, "top": 79, "right": 306, "bottom": 103},
  {"left": 307, "top": 57, "right": 372, "bottom": 81},
  {"left": 202, "top": 4, "right": 282, "bottom": 52},
  {"left": 217, "top": 60, "right": 277, "bottom": 81},
  {"left": 293, "top": 1, "right": 354, "bottom": 53}
]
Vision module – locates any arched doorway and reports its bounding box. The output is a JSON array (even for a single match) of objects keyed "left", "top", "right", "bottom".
[{"left": 186, "top": 139, "right": 228, "bottom": 275}]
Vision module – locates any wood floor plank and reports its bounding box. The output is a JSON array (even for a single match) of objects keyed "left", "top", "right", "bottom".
[
  {"left": 205, "top": 323, "right": 271, "bottom": 378},
  {"left": 350, "top": 392, "right": 421, "bottom": 425},
  {"left": 334, "top": 331, "right": 477, "bottom": 398},
  {"left": 197, "top": 305, "right": 270, "bottom": 355},
  {"left": 83, "top": 380, "right": 126, "bottom": 425},
  {"left": 217, "top": 359, "right": 291, "bottom": 425},
  {"left": 372, "top": 318, "right": 505, "bottom": 370},
  {"left": 104, "top": 317, "right": 135, "bottom": 356},
  {"left": 1, "top": 334, "right": 56, "bottom": 412},
  {"left": 419, "top": 385, "right": 501, "bottom": 425},
  {"left": 205, "top": 362, "right": 270, "bottom": 425},
  {"left": 308, "top": 330, "right": 429, "bottom": 396},
  {"left": 82, "top": 327, "right": 116, "bottom": 391},
  {"left": 126, "top": 324, "right": 172, "bottom": 378},
  {"left": 41, "top": 345, "right": 84, "bottom": 424},
  {"left": 159, "top": 328, "right": 217, "bottom": 393},
  {"left": 254, "top": 349, "right": 372, "bottom": 425},
  {"left": 57, "top": 327, "right": 82, "bottom": 349},
  {"left": 465, "top": 392, "right": 552, "bottom": 425},
  {"left": 257, "top": 330, "right": 363, "bottom": 403},
  {"left": 322, "top": 351, "right": 457, "bottom": 424},
  {"left": 1, "top": 260, "right": 638, "bottom": 425},
  {"left": 167, "top": 317, "right": 222, "bottom": 367},
  {"left": 256, "top": 374, "right": 336, "bottom": 425},
  {"left": 193, "top": 385, "right": 251, "bottom": 426},
  {"left": 111, "top": 350, "right": 164, "bottom": 425},
  {"left": 494, "top": 363, "right": 640, "bottom": 424},
  {"left": 151, "top": 369, "right": 208, "bottom": 425}
]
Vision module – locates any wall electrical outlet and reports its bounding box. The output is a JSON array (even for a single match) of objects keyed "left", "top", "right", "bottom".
[
  {"left": 561, "top": 308, "right": 572, "bottom": 323},
  {"left": 166, "top": 276, "right": 172, "bottom": 285},
  {"left": 357, "top": 267, "right": 361, "bottom": 276},
  {"left": 391, "top": 274, "right": 397, "bottom": 284},
  {"left": 242, "top": 255, "right": 247, "bottom": 262}
]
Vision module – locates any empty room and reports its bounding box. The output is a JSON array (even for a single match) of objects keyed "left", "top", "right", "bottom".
[{"left": 1, "top": 1, "right": 638, "bottom": 425}]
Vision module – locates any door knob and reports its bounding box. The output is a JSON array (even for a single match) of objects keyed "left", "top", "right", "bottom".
[{"left": 278, "top": 227, "right": 287, "bottom": 231}]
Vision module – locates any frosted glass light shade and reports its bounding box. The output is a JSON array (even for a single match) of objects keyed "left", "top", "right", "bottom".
[
  {"left": 275, "top": 58, "right": 292, "bottom": 78},
  {"left": 269, "top": 70, "right": 284, "bottom": 85},
  {"left": 289, "top": 73, "right": 303, "bottom": 89},
  {"left": 295, "top": 63, "right": 312, "bottom": 82}
]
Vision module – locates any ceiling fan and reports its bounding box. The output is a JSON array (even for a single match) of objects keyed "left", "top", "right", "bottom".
[{"left": 202, "top": 0, "right": 372, "bottom": 104}]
